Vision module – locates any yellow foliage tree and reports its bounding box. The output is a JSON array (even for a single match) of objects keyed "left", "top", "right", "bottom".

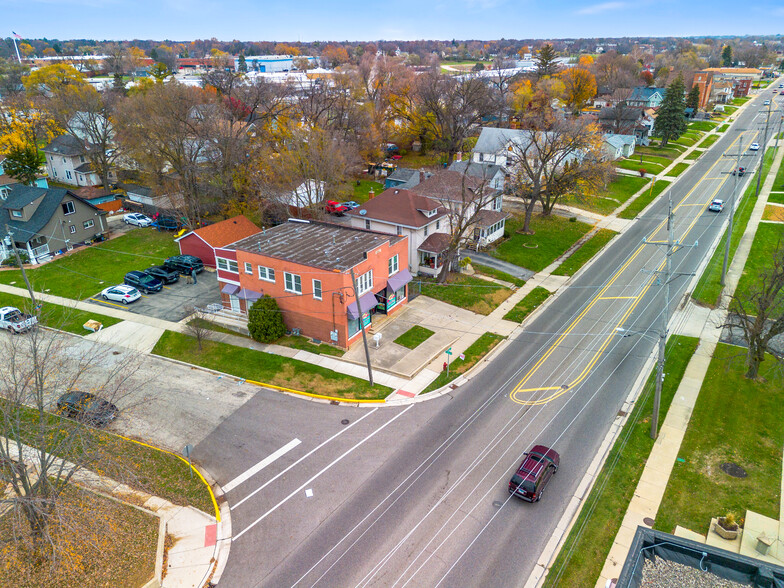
[
  {"left": 0, "top": 99, "right": 60, "bottom": 184},
  {"left": 558, "top": 67, "right": 598, "bottom": 111},
  {"left": 19, "top": 42, "right": 34, "bottom": 57},
  {"left": 509, "top": 79, "right": 534, "bottom": 116},
  {"left": 578, "top": 55, "right": 594, "bottom": 67},
  {"left": 23, "top": 63, "right": 87, "bottom": 96},
  {"left": 274, "top": 43, "right": 300, "bottom": 56}
]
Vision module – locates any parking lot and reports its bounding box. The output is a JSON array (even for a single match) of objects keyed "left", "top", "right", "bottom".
[{"left": 86, "top": 268, "right": 222, "bottom": 322}]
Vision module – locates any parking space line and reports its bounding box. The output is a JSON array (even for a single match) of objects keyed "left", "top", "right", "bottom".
[
  {"left": 223, "top": 438, "right": 302, "bottom": 493},
  {"left": 88, "top": 298, "right": 132, "bottom": 310}
]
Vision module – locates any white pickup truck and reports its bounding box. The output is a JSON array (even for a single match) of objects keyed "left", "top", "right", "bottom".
[{"left": 0, "top": 306, "right": 38, "bottom": 334}]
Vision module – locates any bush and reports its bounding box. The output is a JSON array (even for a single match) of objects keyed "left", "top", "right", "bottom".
[
  {"left": 639, "top": 168, "right": 647, "bottom": 177},
  {"left": 247, "top": 296, "right": 286, "bottom": 343},
  {"left": 2, "top": 250, "right": 29, "bottom": 267}
]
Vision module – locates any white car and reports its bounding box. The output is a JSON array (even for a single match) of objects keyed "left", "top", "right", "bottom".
[
  {"left": 123, "top": 213, "right": 152, "bottom": 227},
  {"left": 100, "top": 284, "right": 141, "bottom": 304},
  {"left": 708, "top": 199, "right": 724, "bottom": 213},
  {"left": 763, "top": 100, "right": 771, "bottom": 106},
  {"left": 749, "top": 142, "right": 760, "bottom": 151}
]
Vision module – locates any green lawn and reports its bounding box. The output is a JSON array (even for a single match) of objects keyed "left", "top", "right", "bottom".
[
  {"left": 0, "top": 230, "right": 179, "bottom": 300},
  {"left": 562, "top": 175, "right": 648, "bottom": 215},
  {"left": 552, "top": 229, "right": 617, "bottom": 276},
  {"left": 418, "top": 273, "right": 512, "bottom": 315},
  {"left": 696, "top": 134, "right": 719, "bottom": 149},
  {"left": 674, "top": 133, "right": 701, "bottom": 147},
  {"left": 503, "top": 287, "right": 551, "bottom": 322},
  {"left": 683, "top": 150, "right": 701, "bottom": 161},
  {"left": 616, "top": 158, "right": 666, "bottom": 175},
  {"left": 635, "top": 145, "right": 683, "bottom": 159},
  {"left": 733, "top": 97, "right": 751, "bottom": 105},
  {"left": 768, "top": 192, "right": 784, "bottom": 204},
  {"left": 688, "top": 121, "right": 718, "bottom": 132},
  {"left": 394, "top": 325, "right": 435, "bottom": 349},
  {"left": 666, "top": 163, "right": 689, "bottom": 177},
  {"left": 544, "top": 335, "right": 699, "bottom": 588},
  {"left": 471, "top": 263, "right": 526, "bottom": 287},
  {"left": 655, "top": 345, "right": 783, "bottom": 535},
  {"left": 722, "top": 105, "right": 738, "bottom": 115},
  {"left": 775, "top": 156, "right": 784, "bottom": 188},
  {"left": 0, "top": 292, "right": 122, "bottom": 334},
  {"left": 421, "top": 332, "right": 504, "bottom": 393},
  {"left": 718, "top": 124, "right": 729, "bottom": 133},
  {"left": 351, "top": 179, "right": 385, "bottom": 203},
  {"left": 492, "top": 214, "right": 594, "bottom": 272},
  {"left": 152, "top": 330, "right": 391, "bottom": 399},
  {"left": 619, "top": 179, "right": 672, "bottom": 220},
  {"left": 693, "top": 147, "right": 776, "bottom": 307},
  {"left": 733, "top": 222, "right": 784, "bottom": 301}
]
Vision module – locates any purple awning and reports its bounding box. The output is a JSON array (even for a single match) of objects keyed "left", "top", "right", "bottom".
[
  {"left": 347, "top": 292, "right": 379, "bottom": 320},
  {"left": 237, "top": 288, "right": 262, "bottom": 301},
  {"left": 387, "top": 268, "right": 412, "bottom": 292},
  {"left": 221, "top": 283, "right": 240, "bottom": 295}
]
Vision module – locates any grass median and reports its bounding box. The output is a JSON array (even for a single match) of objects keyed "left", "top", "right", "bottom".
[
  {"left": 421, "top": 332, "right": 505, "bottom": 393},
  {"left": 562, "top": 175, "right": 648, "bottom": 216},
  {"left": 394, "top": 325, "right": 435, "bottom": 349},
  {"left": 543, "top": 335, "right": 699, "bottom": 588},
  {"left": 503, "top": 287, "right": 550, "bottom": 322},
  {"left": 552, "top": 229, "right": 617, "bottom": 277},
  {"left": 152, "top": 330, "right": 391, "bottom": 399},
  {"left": 666, "top": 162, "right": 689, "bottom": 177},
  {"left": 619, "top": 179, "right": 671, "bottom": 220},
  {"left": 472, "top": 263, "right": 526, "bottom": 287}
]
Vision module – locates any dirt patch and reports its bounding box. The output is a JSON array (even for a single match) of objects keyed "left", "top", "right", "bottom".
[{"left": 762, "top": 204, "right": 784, "bottom": 222}]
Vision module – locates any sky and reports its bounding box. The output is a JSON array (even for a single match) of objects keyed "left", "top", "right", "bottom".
[{"left": 6, "top": 0, "right": 784, "bottom": 42}]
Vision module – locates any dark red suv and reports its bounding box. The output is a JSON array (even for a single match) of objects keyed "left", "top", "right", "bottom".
[{"left": 508, "top": 445, "right": 559, "bottom": 502}]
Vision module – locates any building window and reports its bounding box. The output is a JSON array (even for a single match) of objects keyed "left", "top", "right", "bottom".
[
  {"left": 217, "top": 257, "right": 238, "bottom": 273},
  {"left": 83, "top": 220, "right": 94, "bottom": 229},
  {"left": 11, "top": 210, "right": 22, "bottom": 218},
  {"left": 258, "top": 265, "right": 275, "bottom": 282},
  {"left": 348, "top": 316, "right": 360, "bottom": 338},
  {"left": 62, "top": 157, "right": 66, "bottom": 163},
  {"left": 284, "top": 272, "right": 302, "bottom": 294},
  {"left": 424, "top": 224, "right": 429, "bottom": 237},
  {"left": 62, "top": 201, "right": 75, "bottom": 215},
  {"left": 436, "top": 220, "right": 440, "bottom": 230},
  {"left": 80, "top": 156, "right": 85, "bottom": 163},
  {"left": 478, "top": 153, "right": 484, "bottom": 162},
  {"left": 396, "top": 225, "right": 402, "bottom": 236},
  {"left": 356, "top": 269, "right": 373, "bottom": 295},
  {"left": 388, "top": 254, "right": 398, "bottom": 275},
  {"left": 365, "top": 219, "right": 371, "bottom": 230},
  {"left": 66, "top": 170, "right": 72, "bottom": 180},
  {"left": 69, "top": 225, "right": 76, "bottom": 234},
  {"left": 313, "top": 279, "right": 322, "bottom": 300},
  {"left": 244, "top": 262, "right": 252, "bottom": 274}
]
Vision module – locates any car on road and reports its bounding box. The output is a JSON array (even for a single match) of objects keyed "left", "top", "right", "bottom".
[
  {"left": 164, "top": 255, "right": 204, "bottom": 275},
  {"left": 57, "top": 391, "right": 118, "bottom": 426},
  {"left": 124, "top": 270, "right": 163, "bottom": 294},
  {"left": 708, "top": 199, "right": 724, "bottom": 212},
  {"left": 508, "top": 445, "right": 559, "bottom": 502},
  {"left": 144, "top": 265, "right": 180, "bottom": 284},
  {"left": 342, "top": 201, "right": 361, "bottom": 209},
  {"left": 764, "top": 100, "right": 771, "bottom": 106},
  {"left": 123, "top": 213, "right": 152, "bottom": 227},
  {"left": 749, "top": 142, "right": 760, "bottom": 151},
  {"left": 100, "top": 284, "right": 141, "bottom": 304},
  {"left": 732, "top": 166, "right": 746, "bottom": 176},
  {"left": 325, "top": 200, "right": 349, "bottom": 215}
]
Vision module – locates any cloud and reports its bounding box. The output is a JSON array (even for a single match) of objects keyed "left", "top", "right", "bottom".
[{"left": 576, "top": 1, "right": 627, "bottom": 15}]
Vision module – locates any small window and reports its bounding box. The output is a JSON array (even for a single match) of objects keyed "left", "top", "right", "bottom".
[
  {"left": 69, "top": 225, "right": 76, "bottom": 234},
  {"left": 11, "top": 210, "right": 22, "bottom": 218},
  {"left": 365, "top": 219, "right": 371, "bottom": 230},
  {"left": 356, "top": 269, "right": 373, "bottom": 295},
  {"left": 436, "top": 220, "right": 440, "bottom": 230},
  {"left": 424, "top": 224, "right": 429, "bottom": 237},
  {"left": 62, "top": 201, "right": 75, "bottom": 215},
  {"left": 66, "top": 170, "right": 72, "bottom": 180},
  {"left": 216, "top": 258, "right": 238, "bottom": 273},
  {"left": 388, "top": 254, "right": 399, "bottom": 276},
  {"left": 83, "top": 220, "right": 94, "bottom": 229},
  {"left": 258, "top": 266, "right": 275, "bottom": 282},
  {"left": 244, "top": 262, "right": 252, "bottom": 274},
  {"left": 284, "top": 272, "right": 302, "bottom": 294},
  {"left": 80, "top": 156, "right": 85, "bottom": 163},
  {"left": 313, "top": 279, "right": 322, "bottom": 300},
  {"left": 396, "top": 225, "right": 402, "bottom": 236}
]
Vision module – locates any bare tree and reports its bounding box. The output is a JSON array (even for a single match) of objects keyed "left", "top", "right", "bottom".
[
  {"left": 725, "top": 239, "right": 784, "bottom": 379},
  {"left": 185, "top": 307, "right": 210, "bottom": 351}
]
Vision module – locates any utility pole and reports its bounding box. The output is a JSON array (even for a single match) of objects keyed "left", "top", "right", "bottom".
[
  {"left": 755, "top": 98, "right": 773, "bottom": 199},
  {"left": 350, "top": 267, "right": 374, "bottom": 387},
  {"left": 721, "top": 135, "right": 743, "bottom": 287},
  {"left": 5, "top": 225, "right": 37, "bottom": 308}
]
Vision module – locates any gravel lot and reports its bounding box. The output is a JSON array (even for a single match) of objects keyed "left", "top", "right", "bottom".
[{"left": 642, "top": 558, "right": 747, "bottom": 587}]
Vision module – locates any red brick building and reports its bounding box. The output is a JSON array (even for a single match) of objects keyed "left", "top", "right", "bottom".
[
  {"left": 176, "top": 215, "right": 261, "bottom": 268},
  {"left": 220, "top": 220, "right": 410, "bottom": 349}
]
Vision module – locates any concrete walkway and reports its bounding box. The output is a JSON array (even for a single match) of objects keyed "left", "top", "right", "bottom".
[{"left": 459, "top": 250, "right": 535, "bottom": 280}]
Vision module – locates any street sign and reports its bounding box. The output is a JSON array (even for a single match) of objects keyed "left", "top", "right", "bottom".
[
  {"left": 445, "top": 348, "right": 452, "bottom": 355},
  {"left": 459, "top": 353, "right": 465, "bottom": 361},
  {"left": 183, "top": 444, "right": 193, "bottom": 458}
]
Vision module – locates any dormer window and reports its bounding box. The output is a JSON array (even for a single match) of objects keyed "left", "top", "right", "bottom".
[
  {"left": 11, "top": 209, "right": 22, "bottom": 218},
  {"left": 418, "top": 208, "right": 438, "bottom": 218}
]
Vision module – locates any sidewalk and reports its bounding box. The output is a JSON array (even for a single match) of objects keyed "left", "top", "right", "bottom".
[{"left": 594, "top": 125, "right": 784, "bottom": 587}]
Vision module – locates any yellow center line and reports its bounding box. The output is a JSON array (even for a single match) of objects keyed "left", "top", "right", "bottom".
[
  {"left": 509, "top": 129, "right": 749, "bottom": 405},
  {"left": 597, "top": 296, "right": 639, "bottom": 300}
]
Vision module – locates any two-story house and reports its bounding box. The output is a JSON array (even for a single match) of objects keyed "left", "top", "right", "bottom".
[
  {"left": 626, "top": 87, "right": 667, "bottom": 109},
  {"left": 219, "top": 220, "right": 410, "bottom": 349},
  {"left": 448, "top": 160, "right": 506, "bottom": 191},
  {"left": 0, "top": 185, "right": 108, "bottom": 264},
  {"left": 42, "top": 135, "right": 102, "bottom": 187},
  {"left": 471, "top": 127, "right": 536, "bottom": 168},
  {"left": 346, "top": 188, "right": 450, "bottom": 276},
  {"left": 598, "top": 105, "right": 654, "bottom": 146}
]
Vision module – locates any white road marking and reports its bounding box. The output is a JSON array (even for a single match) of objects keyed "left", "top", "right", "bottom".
[
  {"left": 305, "top": 488, "right": 313, "bottom": 498},
  {"left": 223, "top": 438, "right": 302, "bottom": 493},
  {"left": 232, "top": 405, "right": 413, "bottom": 541},
  {"left": 231, "top": 408, "right": 379, "bottom": 510}
]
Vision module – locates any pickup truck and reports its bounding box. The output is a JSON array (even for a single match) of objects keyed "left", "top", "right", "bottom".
[
  {"left": 0, "top": 306, "right": 38, "bottom": 334},
  {"left": 325, "top": 200, "right": 349, "bottom": 216}
]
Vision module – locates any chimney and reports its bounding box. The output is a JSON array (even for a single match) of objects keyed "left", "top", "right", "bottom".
[
  {"left": 455, "top": 152, "right": 462, "bottom": 162},
  {"left": 369, "top": 188, "right": 375, "bottom": 199},
  {"left": 419, "top": 169, "right": 426, "bottom": 183}
]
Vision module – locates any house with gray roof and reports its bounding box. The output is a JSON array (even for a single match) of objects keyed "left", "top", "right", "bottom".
[
  {"left": 448, "top": 160, "right": 506, "bottom": 191},
  {"left": 0, "top": 185, "right": 108, "bottom": 264},
  {"left": 626, "top": 87, "right": 666, "bottom": 109},
  {"left": 471, "top": 128, "right": 536, "bottom": 168},
  {"left": 42, "top": 134, "right": 104, "bottom": 187},
  {"left": 602, "top": 133, "right": 637, "bottom": 160}
]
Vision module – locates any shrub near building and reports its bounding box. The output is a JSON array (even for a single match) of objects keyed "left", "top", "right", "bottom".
[{"left": 248, "top": 296, "right": 286, "bottom": 343}]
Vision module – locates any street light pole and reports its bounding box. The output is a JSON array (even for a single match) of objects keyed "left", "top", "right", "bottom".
[
  {"left": 721, "top": 135, "right": 742, "bottom": 287},
  {"left": 755, "top": 98, "right": 773, "bottom": 199},
  {"left": 650, "top": 195, "right": 673, "bottom": 439}
]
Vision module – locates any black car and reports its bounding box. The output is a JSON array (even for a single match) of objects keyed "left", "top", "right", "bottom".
[
  {"left": 164, "top": 255, "right": 204, "bottom": 275},
  {"left": 144, "top": 265, "right": 180, "bottom": 284},
  {"left": 56, "top": 391, "right": 119, "bottom": 427},
  {"left": 153, "top": 216, "right": 181, "bottom": 231},
  {"left": 124, "top": 270, "right": 163, "bottom": 294},
  {"left": 732, "top": 166, "right": 746, "bottom": 176}
]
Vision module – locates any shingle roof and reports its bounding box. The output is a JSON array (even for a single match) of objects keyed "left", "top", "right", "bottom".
[
  {"left": 346, "top": 188, "right": 447, "bottom": 228},
  {"left": 473, "top": 209, "right": 509, "bottom": 228},
  {"left": 188, "top": 215, "right": 261, "bottom": 248},
  {"left": 118, "top": 183, "right": 153, "bottom": 198},
  {"left": 411, "top": 170, "right": 499, "bottom": 203},
  {"left": 231, "top": 220, "right": 405, "bottom": 272},
  {"left": 628, "top": 87, "right": 665, "bottom": 102},
  {"left": 473, "top": 127, "right": 534, "bottom": 154},
  {"left": 599, "top": 106, "right": 645, "bottom": 121},
  {"left": 418, "top": 232, "right": 451, "bottom": 253},
  {"left": 386, "top": 168, "right": 418, "bottom": 183},
  {"left": 42, "top": 134, "right": 88, "bottom": 157},
  {"left": 448, "top": 160, "right": 504, "bottom": 180}
]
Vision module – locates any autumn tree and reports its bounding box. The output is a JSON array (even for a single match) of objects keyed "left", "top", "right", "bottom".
[
  {"left": 321, "top": 45, "right": 350, "bottom": 68},
  {"left": 23, "top": 63, "right": 87, "bottom": 97},
  {"left": 0, "top": 98, "right": 60, "bottom": 185},
  {"left": 592, "top": 51, "right": 641, "bottom": 93},
  {"left": 653, "top": 75, "right": 687, "bottom": 147},
  {"left": 0, "top": 59, "right": 30, "bottom": 98},
  {"left": 149, "top": 62, "right": 173, "bottom": 83},
  {"left": 535, "top": 44, "right": 559, "bottom": 80},
  {"left": 558, "top": 67, "right": 597, "bottom": 112}
]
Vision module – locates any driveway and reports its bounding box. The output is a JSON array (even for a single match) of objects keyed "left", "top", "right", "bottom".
[{"left": 460, "top": 250, "right": 534, "bottom": 280}]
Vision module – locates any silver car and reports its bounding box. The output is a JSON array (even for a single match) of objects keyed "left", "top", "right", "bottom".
[
  {"left": 123, "top": 213, "right": 152, "bottom": 227},
  {"left": 708, "top": 199, "right": 724, "bottom": 213}
]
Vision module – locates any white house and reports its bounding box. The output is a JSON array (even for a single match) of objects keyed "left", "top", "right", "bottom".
[
  {"left": 602, "top": 134, "right": 637, "bottom": 160},
  {"left": 448, "top": 160, "right": 507, "bottom": 191},
  {"left": 42, "top": 135, "right": 102, "bottom": 187}
]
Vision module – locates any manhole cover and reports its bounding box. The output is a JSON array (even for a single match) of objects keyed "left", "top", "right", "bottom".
[
  {"left": 643, "top": 517, "right": 655, "bottom": 527},
  {"left": 492, "top": 501, "right": 504, "bottom": 508},
  {"left": 341, "top": 419, "right": 350, "bottom": 425},
  {"left": 720, "top": 462, "right": 747, "bottom": 478}
]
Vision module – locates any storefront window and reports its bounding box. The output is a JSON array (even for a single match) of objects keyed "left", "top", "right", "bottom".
[{"left": 348, "top": 317, "right": 360, "bottom": 338}]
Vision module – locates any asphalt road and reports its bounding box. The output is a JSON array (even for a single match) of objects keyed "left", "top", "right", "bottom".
[{"left": 198, "top": 83, "right": 783, "bottom": 587}]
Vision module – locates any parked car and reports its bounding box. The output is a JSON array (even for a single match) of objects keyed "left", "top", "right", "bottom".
[
  {"left": 0, "top": 306, "right": 38, "bottom": 334},
  {"left": 342, "top": 201, "right": 361, "bottom": 209},
  {"left": 325, "top": 200, "right": 349, "bottom": 215},
  {"left": 57, "top": 391, "right": 118, "bottom": 427},
  {"left": 508, "top": 445, "right": 559, "bottom": 503},
  {"left": 732, "top": 166, "right": 746, "bottom": 176},
  {"left": 124, "top": 270, "right": 163, "bottom": 294},
  {"left": 163, "top": 255, "right": 204, "bottom": 275},
  {"left": 152, "top": 216, "right": 181, "bottom": 231},
  {"left": 123, "top": 213, "right": 152, "bottom": 227},
  {"left": 100, "top": 284, "right": 141, "bottom": 304},
  {"left": 144, "top": 265, "right": 180, "bottom": 284},
  {"left": 708, "top": 199, "right": 724, "bottom": 213},
  {"left": 749, "top": 142, "right": 760, "bottom": 151}
]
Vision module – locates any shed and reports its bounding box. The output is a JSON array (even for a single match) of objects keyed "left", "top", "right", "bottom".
[{"left": 175, "top": 215, "right": 261, "bottom": 268}]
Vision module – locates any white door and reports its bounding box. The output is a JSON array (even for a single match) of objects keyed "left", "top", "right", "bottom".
[{"left": 229, "top": 295, "right": 240, "bottom": 312}]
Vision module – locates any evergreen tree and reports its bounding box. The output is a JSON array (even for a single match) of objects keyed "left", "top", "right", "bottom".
[
  {"left": 686, "top": 85, "right": 700, "bottom": 111},
  {"left": 535, "top": 44, "right": 559, "bottom": 80},
  {"left": 3, "top": 146, "right": 42, "bottom": 186},
  {"left": 112, "top": 73, "right": 126, "bottom": 94},
  {"left": 722, "top": 45, "right": 733, "bottom": 67},
  {"left": 653, "top": 75, "right": 687, "bottom": 147},
  {"left": 238, "top": 54, "right": 247, "bottom": 73},
  {"left": 247, "top": 296, "right": 286, "bottom": 343}
]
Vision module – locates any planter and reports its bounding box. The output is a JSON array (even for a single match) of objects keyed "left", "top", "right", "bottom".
[{"left": 714, "top": 518, "right": 739, "bottom": 540}]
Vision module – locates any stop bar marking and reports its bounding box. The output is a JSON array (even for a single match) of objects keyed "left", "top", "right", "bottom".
[{"left": 223, "top": 438, "right": 302, "bottom": 493}]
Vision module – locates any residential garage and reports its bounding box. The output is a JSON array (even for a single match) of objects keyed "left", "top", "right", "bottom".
[{"left": 175, "top": 215, "right": 261, "bottom": 268}]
